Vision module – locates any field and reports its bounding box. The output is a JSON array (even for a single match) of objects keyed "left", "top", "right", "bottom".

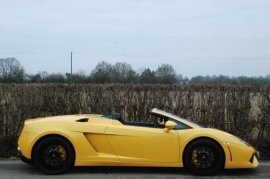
[{"left": 0, "top": 84, "right": 269, "bottom": 159}]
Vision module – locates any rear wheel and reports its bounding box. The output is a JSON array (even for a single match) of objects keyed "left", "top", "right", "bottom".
[
  {"left": 183, "top": 139, "right": 224, "bottom": 176},
  {"left": 33, "top": 136, "right": 75, "bottom": 174}
]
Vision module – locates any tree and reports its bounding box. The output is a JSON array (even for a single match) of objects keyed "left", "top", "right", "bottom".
[
  {"left": 44, "top": 73, "right": 66, "bottom": 83},
  {"left": 125, "top": 69, "right": 138, "bottom": 83},
  {"left": 0, "top": 58, "right": 25, "bottom": 83},
  {"left": 28, "top": 71, "right": 48, "bottom": 83},
  {"left": 155, "top": 64, "right": 177, "bottom": 84},
  {"left": 66, "top": 70, "right": 89, "bottom": 83},
  {"left": 111, "top": 62, "right": 137, "bottom": 83},
  {"left": 139, "top": 68, "right": 156, "bottom": 84},
  {"left": 91, "top": 62, "right": 138, "bottom": 83},
  {"left": 91, "top": 61, "right": 113, "bottom": 83}
]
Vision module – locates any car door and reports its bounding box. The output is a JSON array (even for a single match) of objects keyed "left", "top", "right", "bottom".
[
  {"left": 72, "top": 118, "right": 119, "bottom": 162},
  {"left": 105, "top": 124, "right": 179, "bottom": 163}
]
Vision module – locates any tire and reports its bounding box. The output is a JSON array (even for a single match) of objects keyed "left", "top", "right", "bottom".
[
  {"left": 33, "top": 136, "right": 75, "bottom": 174},
  {"left": 183, "top": 139, "right": 224, "bottom": 176}
]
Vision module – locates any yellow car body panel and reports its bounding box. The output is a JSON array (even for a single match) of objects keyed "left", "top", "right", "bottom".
[{"left": 18, "top": 109, "right": 259, "bottom": 170}]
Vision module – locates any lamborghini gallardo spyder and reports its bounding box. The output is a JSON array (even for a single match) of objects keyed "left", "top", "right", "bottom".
[{"left": 18, "top": 108, "right": 259, "bottom": 175}]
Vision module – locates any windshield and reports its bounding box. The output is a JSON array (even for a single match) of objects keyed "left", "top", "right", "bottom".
[
  {"left": 170, "top": 113, "right": 206, "bottom": 128},
  {"left": 150, "top": 109, "right": 205, "bottom": 128}
]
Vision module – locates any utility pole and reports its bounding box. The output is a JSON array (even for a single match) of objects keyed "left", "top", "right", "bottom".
[
  {"left": 71, "top": 51, "right": 73, "bottom": 75},
  {"left": 70, "top": 51, "right": 73, "bottom": 83}
]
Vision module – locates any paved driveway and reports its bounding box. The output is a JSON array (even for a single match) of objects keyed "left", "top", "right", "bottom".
[{"left": 0, "top": 160, "right": 270, "bottom": 179}]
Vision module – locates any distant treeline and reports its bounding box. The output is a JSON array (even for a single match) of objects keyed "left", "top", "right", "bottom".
[{"left": 1, "top": 57, "right": 270, "bottom": 85}]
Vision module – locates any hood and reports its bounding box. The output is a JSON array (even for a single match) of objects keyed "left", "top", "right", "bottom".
[{"left": 207, "top": 128, "right": 250, "bottom": 147}]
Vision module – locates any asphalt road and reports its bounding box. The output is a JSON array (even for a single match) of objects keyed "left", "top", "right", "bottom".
[{"left": 0, "top": 160, "right": 270, "bottom": 179}]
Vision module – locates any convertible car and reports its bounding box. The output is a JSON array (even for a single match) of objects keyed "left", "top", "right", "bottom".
[{"left": 18, "top": 108, "right": 259, "bottom": 175}]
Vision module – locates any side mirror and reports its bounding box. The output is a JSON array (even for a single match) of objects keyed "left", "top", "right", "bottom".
[{"left": 164, "top": 121, "right": 177, "bottom": 133}]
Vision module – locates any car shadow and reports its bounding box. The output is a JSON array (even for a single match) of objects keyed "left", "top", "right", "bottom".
[
  {"left": 4, "top": 161, "right": 261, "bottom": 177},
  {"left": 69, "top": 166, "right": 260, "bottom": 176},
  {"left": 70, "top": 166, "right": 185, "bottom": 174}
]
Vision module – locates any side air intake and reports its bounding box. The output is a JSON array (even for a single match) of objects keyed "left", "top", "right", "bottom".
[{"left": 76, "top": 118, "right": 89, "bottom": 122}]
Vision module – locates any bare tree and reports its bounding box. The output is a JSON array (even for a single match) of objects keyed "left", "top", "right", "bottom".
[
  {"left": 91, "top": 61, "right": 114, "bottom": 83},
  {"left": 155, "top": 64, "right": 177, "bottom": 84},
  {"left": 0, "top": 58, "right": 25, "bottom": 83},
  {"left": 91, "top": 61, "right": 137, "bottom": 83},
  {"left": 112, "top": 62, "right": 137, "bottom": 83},
  {"left": 139, "top": 68, "right": 157, "bottom": 84}
]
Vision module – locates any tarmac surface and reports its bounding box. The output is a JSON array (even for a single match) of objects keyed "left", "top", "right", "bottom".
[{"left": 0, "top": 160, "right": 270, "bottom": 179}]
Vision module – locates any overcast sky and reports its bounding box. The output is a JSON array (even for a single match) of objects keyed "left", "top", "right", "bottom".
[{"left": 0, "top": 0, "right": 269, "bottom": 77}]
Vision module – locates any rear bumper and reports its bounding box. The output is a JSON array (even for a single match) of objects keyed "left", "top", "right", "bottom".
[
  {"left": 17, "top": 147, "right": 21, "bottom": 157},
  {"left": 17, "top": 147, "right": 34, "bottom": 165}
]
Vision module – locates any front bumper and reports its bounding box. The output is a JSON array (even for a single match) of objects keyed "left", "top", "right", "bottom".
[
  {"left": 224, "top": 142, "right": 260, "bottom": 169},
  {"left": 255, "top": 151, "right": 260, "bottom": 160}
]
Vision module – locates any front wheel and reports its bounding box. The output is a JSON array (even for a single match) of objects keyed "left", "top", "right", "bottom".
[
  {"left": 183, "top": 139, "right": 224, "bottom": 176},
  {"left": 33, "top": 136, "right": 75, "bottom": 174}
]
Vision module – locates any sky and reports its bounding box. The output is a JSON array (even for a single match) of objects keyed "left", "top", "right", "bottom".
[{"left": 0, "top": 0, "right": 270, "bottom": 77}]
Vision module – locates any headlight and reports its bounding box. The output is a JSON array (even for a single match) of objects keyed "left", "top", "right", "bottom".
[
  {"left": 223, "top": 141, "right": 230, "bottom": 145},
  {"left": 223, "top": 134, "right": 252, "bottom": 147}
]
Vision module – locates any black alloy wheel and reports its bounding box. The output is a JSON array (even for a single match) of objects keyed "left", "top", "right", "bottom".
[
  {"left": 183, "top": 139, "right": 224, "bottom": 175},
  {"left": 33, "top": 136, "right": 75, "bottom": 174}
]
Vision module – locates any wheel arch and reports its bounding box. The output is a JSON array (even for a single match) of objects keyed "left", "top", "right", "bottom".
[
  {"left": 31, "top": 134, "right": 76, "bottom": 162},
  {"left": 182, "top": 136, "right": 226, "bottom": 169}
]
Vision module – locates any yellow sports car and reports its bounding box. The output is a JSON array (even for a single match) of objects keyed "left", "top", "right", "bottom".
[{"left": 18, "top": 108, "right": 259, "bottom": 175}]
